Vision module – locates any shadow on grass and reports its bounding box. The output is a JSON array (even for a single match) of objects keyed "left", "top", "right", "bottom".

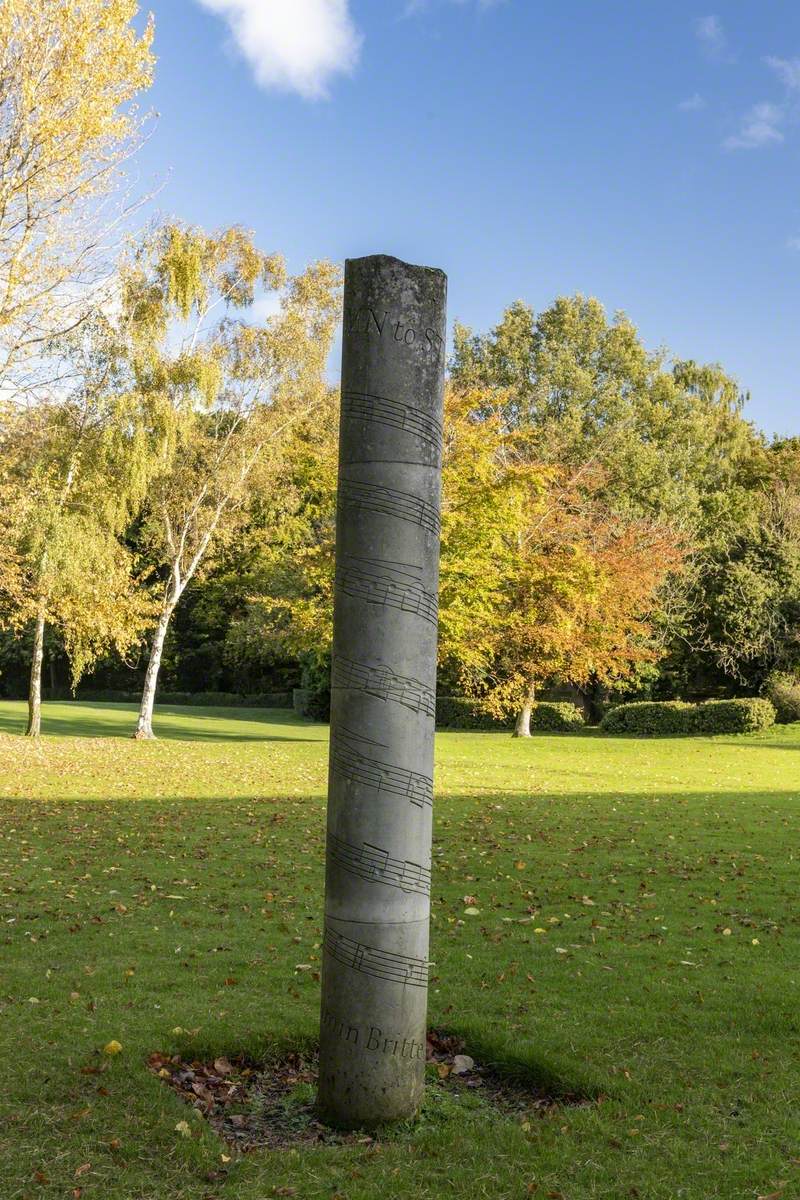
[
  {"left": 12, "top": 787, "right": 799, "bottom": 814},
  {"left": 0, "top": 702, "right": 325, "bottom": 742},
  {"left": 429, "top": 1023, "right": 602, "bottom": 1105}
]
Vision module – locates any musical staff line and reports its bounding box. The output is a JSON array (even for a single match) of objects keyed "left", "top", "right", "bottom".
[
  {"left": 324, "top": 927, "right": 429, "bottom": 988},
  {"left": 337, "top": 556, "right": 438, "bottom": 627},
  {"left": 340, "top": 479, "right": 441, "bottom": 538},
  {"left": 328, "top": 832, "right": 431, "bottom": 896},
  {"left": 332, "top": 655, "right": 436, "bottom": 719},
  {"left": 342, "top": 390, "right": 443, "bottom": 458},
  {"left": 331, "top": 727, "right": 433, "bottom": 809}
]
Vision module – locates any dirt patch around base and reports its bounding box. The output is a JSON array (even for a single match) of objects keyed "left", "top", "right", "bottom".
[{"left": 149, "top": 1029, "right": 592, "bottom": 1152}]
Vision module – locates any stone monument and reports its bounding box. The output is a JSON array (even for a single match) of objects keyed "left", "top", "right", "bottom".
[{"left": 317, "top": 254, "right": 447, "bottom": 1127}]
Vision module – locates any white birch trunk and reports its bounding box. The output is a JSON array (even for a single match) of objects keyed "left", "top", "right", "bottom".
[{"left": 133, "top": 601, "right": 174, "bottom": 739}]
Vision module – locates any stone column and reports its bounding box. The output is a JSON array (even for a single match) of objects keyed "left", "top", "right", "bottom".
[{"left": 318, "top": 255, "right": 447, "bottom": 1128}]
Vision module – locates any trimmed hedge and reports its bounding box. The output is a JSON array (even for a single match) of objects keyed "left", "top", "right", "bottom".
[
  {"left": 764, "top": 672, "right": 800, "bottom": 724},
  {"left": 600, "top": 701, "right": 696, "bottom": 735},
  {"left": 529, "top": 701, "right": 585, "bottom": 731},
  {"left": 435, "top": 697, "right": 508, "bottom": 730},
  {"left": 600, "top": 697, "right": 775, "bottom": 736},
  {"left": 293, "top": 687, "right": 330, "bottom": 721},
  {"left": 692, "top": 698, "right": 776, "bottom": 734},
  {"left": 292, "top": 695, "right": 584, "bottom": 732},
  {"left": 157, "top": 691, "right": 293, "bottom": 708},
  {"left": 66, "top": 689, "right": 293, "bottom": 708}
]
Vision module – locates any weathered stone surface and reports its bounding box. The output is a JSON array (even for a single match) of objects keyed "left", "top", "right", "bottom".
[{"left": 317, "top": 255, "right": 447, "bottom": 1127}]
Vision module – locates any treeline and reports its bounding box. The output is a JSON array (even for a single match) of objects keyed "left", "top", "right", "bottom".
[
  {"left": 3, "top": 290, "right": 799, "bottom": 736},
  {"left": 0, "top": 3, "right": 798, "bottom": 738}
]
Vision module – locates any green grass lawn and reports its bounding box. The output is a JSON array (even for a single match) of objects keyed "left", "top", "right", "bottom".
[{"left": 1, "top": 701, "right": 799, "bottom": 1200}]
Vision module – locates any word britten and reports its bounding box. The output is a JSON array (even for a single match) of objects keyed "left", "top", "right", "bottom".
[{"left": 318, "top": 255, "right": 447, "bottom": 1128}]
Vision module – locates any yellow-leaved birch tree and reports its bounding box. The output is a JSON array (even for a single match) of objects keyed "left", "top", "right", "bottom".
[
  {"left": 0, "top": 0, "right": 154, "bottom": 396},
  {"left": 119, "top": 222, "right": 340, "bottom": 738},
  {"left": 1, "top": 322, "right": 157, "bottom": 735}
]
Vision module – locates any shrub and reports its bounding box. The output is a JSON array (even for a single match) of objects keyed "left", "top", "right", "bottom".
[
  {"left": 600, "top": 701, "right": 695, "bottom": 735},
  {"left": 435, "top": 697, "right": 508, "bottom": 730},
  {"left": 600, "top": 697, "right": 775, "bottom": 736},
  {"left": 245, "top": 692, "right": 293, "bottom": 709},
  {"left": 764, "top": 672, "right": 800, "bottom": 724},
  {"left": 298, "top": 655, "right": 331, "bottom": 721},
  {"left": 691, "top": 698, "right": 776, "bottom": 734},
  {"left": 529, "top": 702, "right": 585, "bottom": 731}
]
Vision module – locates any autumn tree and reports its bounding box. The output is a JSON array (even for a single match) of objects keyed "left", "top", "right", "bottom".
[
  {"left": 228, "top": 384, "right": 680, "bottom": 733},
  {"left": 120, "top": 222, "right": 340, "bottom": 738},
  {"left": 1, "top": 334, "right": 155, "bottom": 735},
  {"left": 0, "top": 0, "right": 154, "bottom": 398},
  {"left": 492, "top": 487, "right": 684, "bottom": 736},
  {"left": 449, "top": 295, "right": 771, "bottom": 721},
  {"left": 435, "top": 387, "right": 684, "bottom": 734}
]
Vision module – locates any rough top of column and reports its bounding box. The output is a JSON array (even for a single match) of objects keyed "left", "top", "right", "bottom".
[
  {"left": 345, "top": 253, "right": 446, "bottom": 282},
  {"left": 342, "top": 255, "right": 447, "bottom": 402}
]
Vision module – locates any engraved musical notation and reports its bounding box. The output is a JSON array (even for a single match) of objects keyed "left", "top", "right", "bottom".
[
  {"left": 328, "top": 832, "right": 431, "bottom": 896},
  {"left": 337, "top": 557, "right": 438, "bottom": 627},
  {"left": 324, "top": 927, "right": 429, "bottom": 988},
  {"left": 340, "top": 479, "right": 441, "bottom": 538},
  {"left": 331, "top": 726, "right": 433, "bottom": 809},
  {"left": 332, "top": 655, "right": 436, "bottom": 719},
  {"left": 341, "top": 390, "right": 443, "bottom": 458}
]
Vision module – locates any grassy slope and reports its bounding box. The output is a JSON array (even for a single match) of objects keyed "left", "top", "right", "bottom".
[{"left": 0, "top": 701, "right": 798, "bottom": 1200}]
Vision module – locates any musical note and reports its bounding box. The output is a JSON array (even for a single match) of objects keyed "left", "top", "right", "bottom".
[
  {"left": 341, "top": 390, "right": 443, "bottom": 459},
  {"left": 332, "top": 655, "right": 436, "bottom": 719},
  {"left": 328, "top": 832, "right": 431, "bottom": 896},
  {"left": 324, "top": 927, "right": 429, "bottom": 988},
  {"left": 363, "top": 842, "right": 389, "bottom": 875},
  {"left": 337, "top": 557, "right": 438, "bottom": 627},
  {"left": 339, "top": 479, "right": 441, "bottom": 538},
  {"left": 331, "top": 727, "right": 433, "bottom": 809}
]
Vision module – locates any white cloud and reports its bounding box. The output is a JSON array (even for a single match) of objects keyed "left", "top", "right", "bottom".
[
  {"left": 678, "top": 93, "right": 706, "bottom": 111},
  {"left": 723, "top": 101, "right": 784, "bottom": 150},
  {"left": 787, "top": 236, "right": 800, "bottom": 252},
  {"left": 765, "top": 56, "right": 800, "bottom": 91},
  {"left": 196, "top": 0, "right": 362, "bottom": 99},
  {"left": 694, "top": 15, "right": 731, "bottom": 61}
]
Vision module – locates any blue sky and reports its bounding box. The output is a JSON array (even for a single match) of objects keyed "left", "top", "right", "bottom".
[{"left": 137, "top": 1, "right": 800, "bottom": 436}]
